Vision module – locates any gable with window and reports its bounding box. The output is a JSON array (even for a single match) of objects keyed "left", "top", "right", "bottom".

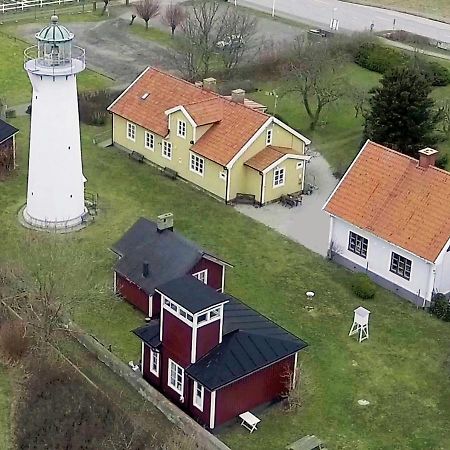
[
  {"left": 193, "top": 269, "right": 208, "bottom": 284},
  {"left": 168, "top": 359, "right": 184, "bottom": 395},
  {"left": 348, "top": 231, "right": 368, "bottom": 258},
  {"left": 177, "top": 120, "right": 187, "bottom": 138},
  {"left": 390, "top": 252, "right": 412, "bottom": 280},
  {"left": 193, "top": 381, "right": 204, "bottom": 411},
  {"left": 127, "top": 122, "right": 136, "bottom": 141},
  {"left": 162, "top": 140, "right": 172, "bottom": 160},
  {"left": 273, "top": 167, "right": 285, "bottom": 187},
  {"left": 150, "top": 349, "right": 159, "bottom": 376},
  {"left": 190, "top": 153, "right": 204, "bottom": 176},
  {"left": 145, "top": 131, "right": 155, "bottom": 150}
]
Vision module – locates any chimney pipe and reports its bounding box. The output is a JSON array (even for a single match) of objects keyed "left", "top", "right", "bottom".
[
  {"left": 231, "top": 89, "right": 245, "bottom": 104},
  {"left": 194, "top": 81, "right": 203, "bottom": 88},
  {"left": 418, "top": 148, "right": 439, "bottom": 168},
  {"left": 143, "top": 261, "right": 149, "bottom": 278},
  {"left": 203, "top": 77, "right": 217, "bottom": 92},
  {"left": 157, "top": 212, "right": 174, "bottom": 233}
]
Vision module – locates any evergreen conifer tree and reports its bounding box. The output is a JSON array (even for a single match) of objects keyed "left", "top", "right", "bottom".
[{"left": 364, "top": 66, "right": 438, "bottom": 156}]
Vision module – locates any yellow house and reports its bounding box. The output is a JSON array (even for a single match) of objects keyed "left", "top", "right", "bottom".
[{"left": 108, "top": 67, "right": 311, "bottom": 205}]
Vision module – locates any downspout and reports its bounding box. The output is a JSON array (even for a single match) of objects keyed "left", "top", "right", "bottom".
[
  {"left": 225, "top": 167, "right": 230, "bottom": 204},
  {"left": 259, "top": 171, "right": 264, "bottom": 206}
]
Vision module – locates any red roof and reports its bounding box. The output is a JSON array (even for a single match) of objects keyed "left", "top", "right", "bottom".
[
  {"left": 324, "top": 141, "right": 450, "bottom": 262},
  {"left": 109, "top": 68, "right": 269, "bottom": 166},
  {"left": 245, "top": 146, "right": 296, "bottom": 172}
]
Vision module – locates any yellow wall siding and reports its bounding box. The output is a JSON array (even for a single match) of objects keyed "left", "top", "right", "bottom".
[
  {"left": 113, "top": 114, "right": 227, "bottom": 199},
  {"left": 196, "top": 123, "right": 213, "bottom": 141},
  {"left": 264, "top": 158, "right": 303, "bottom": 203},
  {"left": 229, "top": 121, "right": 305, "bottom": 201},
  {"left": 243, "top": 167, "right": 263, "bottom": 203}
]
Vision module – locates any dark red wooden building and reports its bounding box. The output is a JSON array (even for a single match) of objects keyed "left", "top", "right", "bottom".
[
  {"left": 111, "top": 216, "right": 231, "bottom": 317},
  {"left": 133, "top": 275, "right": 308, "bottom": 430},
  {"left": 0, "top": 119, "right": 18, "bottom": 176}
]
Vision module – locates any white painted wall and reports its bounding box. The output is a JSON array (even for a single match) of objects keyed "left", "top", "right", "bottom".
[
  {"left": 435, "top": 249, "right": 450, "bottom": 294},
  {"left": 331, "top": 217, "right": 434, "bottom": 300},
  {"left": 24, "top": 67, "right": 85, "bottom": 228}
]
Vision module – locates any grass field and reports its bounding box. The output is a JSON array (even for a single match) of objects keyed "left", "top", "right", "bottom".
[
  {"left": 0, "top": 366, "right": 11, "bottom": 450},
  {"left": 1, "top": 116, "right": 450, "bottom": 450},
  {"left": 0, "top": 21, "right": 113, "bottom": 106},
  {"left": 343, "top": 0, "right": 450, "bottom": 22}
]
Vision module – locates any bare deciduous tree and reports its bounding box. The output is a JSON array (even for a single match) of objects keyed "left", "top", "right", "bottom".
[
  {"left": 135, "top": 0, "right": 161, "bottom": 29},
  {"left": 285, "top": 39, "right": 348, "bottom": 131},
  {"left": 161, "top": 2, "right": 186, "bottom": 37}
]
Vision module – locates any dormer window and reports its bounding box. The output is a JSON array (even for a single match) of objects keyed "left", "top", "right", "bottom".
[
  {"left": 177, "top": 120, "right": 187, "bottom": 138},
  {"left": 266, "top": 128, "right": 273, "bottom": 145}
]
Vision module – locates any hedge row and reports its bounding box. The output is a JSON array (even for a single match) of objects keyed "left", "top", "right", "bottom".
[{"left": 354, "top": 43, "right": 450, "bottom": 87}]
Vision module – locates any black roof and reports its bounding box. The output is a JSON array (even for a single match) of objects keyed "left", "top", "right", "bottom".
[
  {"left": 185, "top": 296, "right": 307, "bottom": 390},
  {"left": 133, "top": 321, "right": 161, "bottom": 348},
  {"left": 112, "top": 218, "right": 226, "bottom": 295},
  {"left": 157, "top": 275, "right": 232, "bottom": 314},
  {"left": 0, "top": 119, "right": 18, "bottom": 143}
]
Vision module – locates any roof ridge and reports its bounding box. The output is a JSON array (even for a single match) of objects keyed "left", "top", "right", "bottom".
[{"left": 184, "top": 97, "right": 221, "bottom": 107}]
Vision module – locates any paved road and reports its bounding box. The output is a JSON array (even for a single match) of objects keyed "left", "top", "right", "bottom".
[{"left": 237, "top": 0, "right": 450, "bottom": 43}]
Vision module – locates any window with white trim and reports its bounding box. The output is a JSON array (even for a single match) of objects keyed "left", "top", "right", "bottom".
[
  {"left": 193, "top": 269, "right": 208, "bottom": 284},
  {"left": 197, "top": 307, "right": 221, "bottom": 325},
  {"left": 190, "top": 153, "right": 204, "bottom": 176},
  {"left": 348, "top": 231, "right": 368, "bottom": 258},
  {"left": 390, "top": 252, "right": 412, "bottom": 280},
  {"left": 127, "top": 122, "right": 136, "bottom": 141},
  {"left": 193, "top": 381, "right": 204, "bottom": 411},
  {"left": 162, "top": 140, "right": 172, "bottom": 160},
  {"left": 273, "top": 167, "right": 285, "bottom": 187},
  {"left": 150, "top": 349, "right": 159, "bottom": 376},
  {"left": 177, "top": 120, "right": 187, "bottom": 138},
  {"left": 168, "top": 359, "right": 184, "bottom": 395},
  {"left": 145, "top": 131, "right": 155, "bottom": 150},
  {"left": 163, "top": 297, "right": 193, "bottom": 323},
  {"left": 266, "top": 128, "right": 273, "bottom": 145}
]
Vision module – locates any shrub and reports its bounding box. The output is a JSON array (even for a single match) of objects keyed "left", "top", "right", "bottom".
[
  {"left": 355, "top": 42, "right": 407, "bottom": 74},
  {"left": 351, "top": 273, "right": 376, "bottom": 299},
  {"left": 430, "top": 293, "right": 450, "bottom": 321},
  {"left": 354, "top": 42, "right": 450, "bottom": 87},
  {"left": 436, "top": 154, "right": 448, "bottom": 169},
  {"left": 0, "top": 320, "right": 29, "bottom": 363},
  {"left": 78, "top": 90, "right": 120, "bottom": 126}
]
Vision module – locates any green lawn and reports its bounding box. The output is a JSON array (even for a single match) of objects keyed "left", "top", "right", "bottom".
[
  {"left": 2, "top": 116, "right": 450, "bottom": 450},
  {"left": 129, "top": 23, "right": 177, "bottom": 48},
  {"left": 0, "top": 27, "right": 113, "bottom": 106},
  {"left": 0, "top": 366, "right": 11, "bottom": 450}
]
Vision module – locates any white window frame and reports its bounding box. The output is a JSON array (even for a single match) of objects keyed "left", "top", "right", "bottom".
[
  {"left": 390, "top": 252, "right": 412, "bottom": 280},
  {"left": 177, "top": 119, "right": 187, "bottom": 138},
  {"left": 190, "top": 152, "right": 205, "bottom": 176},
  {"left": 196, "top": 306, "right": 221, "bottom": 327},
  {"left": 145, "top": 131, "right": 155, "bottom": 150},
  {"left": 163, "top": 296, "right": 193, "bottom": 324},
  {"left": 127, "top": 122, "right": 136, "bottom": 142},
  {"left": 162, "top": 140, "right": 172, "bottom": 160},
  {"left": 266, "top": 128, "right": 273, "bottom": 145},
  {"left": 150, "top": 349, "right": 159, "bottom": 376},
  {"left": 193, "top": 269, "right": 208, "bottom": 284},
  {"left": 168, "top": 359, "right": 184, "bottom": 395},
  {"left": 348, "top": 231, "right": 368, "bottom": 259},
  {"left": 273, "top": 167, "right": 285, "bottom": 188},
  {"left": 193, "top": 381, "right": 204, "bottom": 411}
]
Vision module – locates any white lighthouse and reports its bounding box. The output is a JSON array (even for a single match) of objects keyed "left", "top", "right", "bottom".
[{"left": 23, "top": 16, "right": 86, "bottom": 230}]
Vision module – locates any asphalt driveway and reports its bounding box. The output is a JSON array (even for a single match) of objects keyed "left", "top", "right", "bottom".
[{"left": 236, "top": 153, "right": 338, "bottom": 257}]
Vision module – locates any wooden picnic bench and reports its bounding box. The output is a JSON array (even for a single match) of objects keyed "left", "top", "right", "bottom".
[
  {"left": 235, "top": 193, "right": 256, "bottom": 205},
  {"left": 129, "top": 151, "right": 144, "bottom": 163},
  {"left": 239, "top": 411, "right": 260, "bottom": 433},
  {"left": 163, "top": 167, "right": 178, "bottom": 180},
  {"left": 280, "top": 193, "right": 302, "bottom": 208}
]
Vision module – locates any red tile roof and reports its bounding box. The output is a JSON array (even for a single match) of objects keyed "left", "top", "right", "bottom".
[
  {"left": 245, "top": 146, "right": 297, "bottom": 172},
  {"left": 109, "top": 67, "right": 269, "bottom": 166},
  {"left": 324, "top": 141, "right": 450, "bottom": 262}
]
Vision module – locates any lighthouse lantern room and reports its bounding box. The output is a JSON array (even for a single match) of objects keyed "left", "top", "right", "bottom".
[{"left": 23, "top": 16, "right": 87, "bottom": 230}]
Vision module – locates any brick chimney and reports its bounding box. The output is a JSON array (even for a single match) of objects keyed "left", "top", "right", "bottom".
[
  {"left": 418, "top": 148, "right": 439, "bottom": 168},
  {"left": 203, "top": 77, "right": 216, "bottom": 92},
  {"left": 231, "top": 88, "right": 245, "bottom": 104}
]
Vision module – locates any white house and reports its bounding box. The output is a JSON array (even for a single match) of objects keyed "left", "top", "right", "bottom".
[{"left": 323, "top": 140, "right": 450, "bottom": 307}]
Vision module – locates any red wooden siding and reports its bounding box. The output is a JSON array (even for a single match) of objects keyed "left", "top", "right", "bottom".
[
  {"left": 160, "top": 350, "right": 189, "bottom": 410},
  {"left": 162, "top": 309, "right": 192, "bottom": 366},
  {"left": 142, "top": 344, "right": 161, "bottom": 387},
  {"left": 116, "top": 273, "right": 149, "bottom": 314},
  {"left": 152, "top": 292, "right": 161, "bottom": 317},
  {"left": 214, "top": 355, "right": 296, "bottom": 427},
  {"left": 188, "top": 384, "right": 211, "bottom": 426},
  {"left": 196, "top": 320, "right": 220, "bottom": 361},
  {"left": 190, "top": 258, "right": 224, "bottom": 292}
]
